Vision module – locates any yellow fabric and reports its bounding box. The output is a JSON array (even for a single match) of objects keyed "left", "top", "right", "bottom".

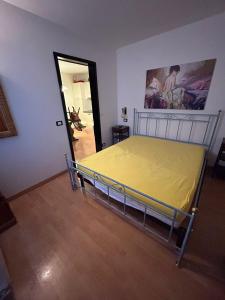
[{"left": 79, "top": 136, "right": 205, "bottom": 221}]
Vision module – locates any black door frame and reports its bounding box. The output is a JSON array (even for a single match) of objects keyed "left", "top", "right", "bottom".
[{"left": 53, "top": 52, "right": 102, "bottom": 162}]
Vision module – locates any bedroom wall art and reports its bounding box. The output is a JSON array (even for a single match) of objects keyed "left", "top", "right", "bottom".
[
  {"left": 144, "top": 59, "right": 216, "bottom": 110},
  {"left": 0, "top": 84, "right": 17, "bottom": 138}
]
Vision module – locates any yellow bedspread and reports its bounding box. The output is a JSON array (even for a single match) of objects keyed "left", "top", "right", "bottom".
[{"left": 78, "top": 136, "right": 205, "bottom": 221}]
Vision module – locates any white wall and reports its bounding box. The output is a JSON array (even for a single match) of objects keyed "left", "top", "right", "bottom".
[
  {"left": 117, "top": 13, "right": 225, "bottom": 163},
  {"left": 74, "top": 73, "right": 89, "bottom": 82},
  {"left": 0, "top": 2, "right": 117, "bottom": 197}
]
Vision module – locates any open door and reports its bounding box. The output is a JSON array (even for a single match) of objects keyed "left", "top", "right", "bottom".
[{"left": 53, "top": 52, "right": 102, "bottom": 161}]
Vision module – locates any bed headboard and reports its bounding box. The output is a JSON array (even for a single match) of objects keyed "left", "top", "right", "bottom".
[{"left": 133, "top": 109, "right": 221, "bottom": 151}]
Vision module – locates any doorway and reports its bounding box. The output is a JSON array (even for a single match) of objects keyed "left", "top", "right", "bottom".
[{"left": 54, "top": 52, "right": 102, "bottom": 162}]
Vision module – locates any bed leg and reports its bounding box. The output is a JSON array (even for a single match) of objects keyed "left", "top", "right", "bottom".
[
  {"left": 65, "top": 153, "right": 78, "bottom": 191},
  {"left": 176, "top": 209, "right": 196, "bottom": 267},
  {"left": 79, "top": 175, "right": 85, "bottom": 188},
  {"left": 176, "top": 227, "right": 187, "bottom": 248}
]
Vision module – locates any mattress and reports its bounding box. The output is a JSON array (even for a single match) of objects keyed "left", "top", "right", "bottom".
[{"left": 78, "top": 136, "right": 205, "bottom": 226}]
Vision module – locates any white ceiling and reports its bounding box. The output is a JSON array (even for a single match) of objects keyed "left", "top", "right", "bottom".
[
  {"left": 58, "top": 60, "right": 88, "bottom": 74},
  {"left": 4, "top": 0, "right": 225, "bottom": 48}
]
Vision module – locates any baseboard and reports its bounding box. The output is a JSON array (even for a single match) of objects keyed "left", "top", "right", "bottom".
[{"left": 7, "top": 169, "right": 67, "bottom": 201}]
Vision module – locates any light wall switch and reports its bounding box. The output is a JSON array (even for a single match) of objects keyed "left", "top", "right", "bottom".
[{"left": 56, "top": 120, "right": 63, "bottom": 126}]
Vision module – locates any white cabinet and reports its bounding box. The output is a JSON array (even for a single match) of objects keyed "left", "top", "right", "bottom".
[
  {"left": 72, "top": 82, "right": 93, "bottom": 127},
  {"left": 73, "top": 82, "right": 92, "bottom": 113},
  {"left": 72, "top": 83, "right": 82, "bottom": 111},
  {"left": 81, "top": 82, "right": 92, "bottom": 113}
]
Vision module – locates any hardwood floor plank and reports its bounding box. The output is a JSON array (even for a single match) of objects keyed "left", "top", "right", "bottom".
[{"left": 0, "top": 172, "right": 224, "bottom": 300}]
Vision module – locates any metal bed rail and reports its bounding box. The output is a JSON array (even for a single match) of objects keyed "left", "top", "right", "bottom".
[{"left": 65, "top": 154, "right": 206, "bottom": 267}]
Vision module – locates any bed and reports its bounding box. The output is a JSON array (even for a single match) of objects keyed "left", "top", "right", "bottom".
[
  {"left": 78, "top": 135, "right": 205, "bottom": 226},
  {"left": 65, "top": 109, "right": 221, "bottom": 266}
]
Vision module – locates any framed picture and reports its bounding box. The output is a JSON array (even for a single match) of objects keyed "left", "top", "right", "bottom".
[
  {"left": 0, "top": 84, "right": 17, "bottom": 138},
  {"left": 144, "top": 59, "right": 216, "bottom": 110}
]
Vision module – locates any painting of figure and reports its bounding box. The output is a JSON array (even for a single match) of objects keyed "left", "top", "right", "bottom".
[{"left": 144, "top": 59, "right": 216, "bottom": 110}]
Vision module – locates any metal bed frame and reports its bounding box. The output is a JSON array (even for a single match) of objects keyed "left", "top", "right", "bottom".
[{"left": 65, "top": 108, "right": 221, "bottom": 267}]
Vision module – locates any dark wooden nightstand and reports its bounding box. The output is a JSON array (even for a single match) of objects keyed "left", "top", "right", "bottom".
[
  {"left": 213, "top": 138, "right": 225, "bottom": 178},
  {"left": 112, "top": 125, "right": 129, "bottom": 144}
]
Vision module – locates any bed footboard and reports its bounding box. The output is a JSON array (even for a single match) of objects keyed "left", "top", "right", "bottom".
[{"left": 65, "top": 154, "right": 207, "bottom": 267}]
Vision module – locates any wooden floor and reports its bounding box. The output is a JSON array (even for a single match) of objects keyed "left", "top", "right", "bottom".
[
  {"left": 73, "top": 127, "right": 96, "bottom": 161},
  {"left": 0, "top": 172, "right": 225, "bottom": 300}
]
